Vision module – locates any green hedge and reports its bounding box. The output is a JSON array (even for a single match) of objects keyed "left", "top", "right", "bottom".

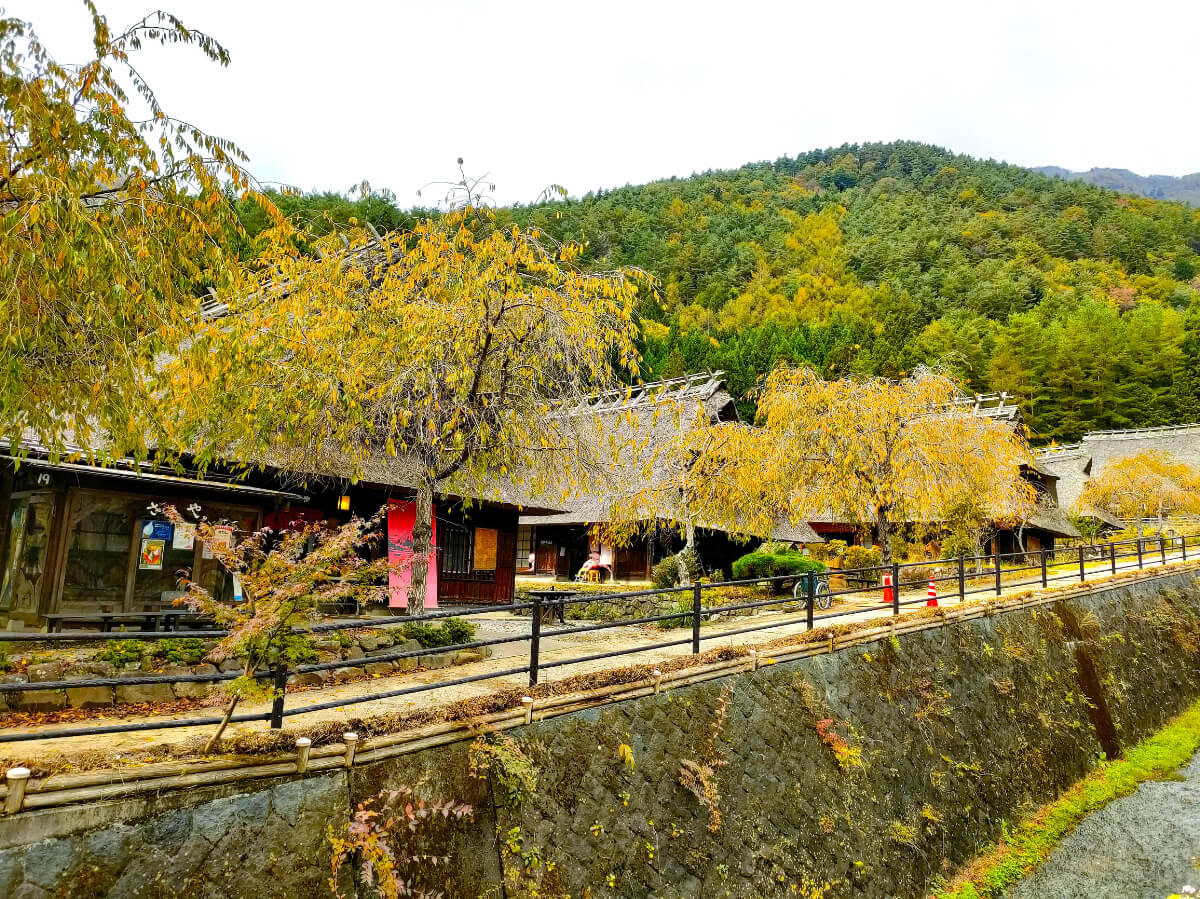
[{"left": 731, "top": 550, "right": 826, "bottom": 581}]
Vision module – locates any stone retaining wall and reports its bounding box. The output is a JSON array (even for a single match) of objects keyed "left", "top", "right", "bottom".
[
  {"left": 0, "top": 630, "right": 486, "bottom": 713},
  {"left": 1, "top": 571, "right": 1198, "bottom": 898}
]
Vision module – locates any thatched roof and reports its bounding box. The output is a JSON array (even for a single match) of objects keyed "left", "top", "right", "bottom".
[
  {"left": 520, "top": 372, "right": 822, "bottom": 543},
  {"left": 1036, "top": 423, "right": 1200, "bottom": 528}
]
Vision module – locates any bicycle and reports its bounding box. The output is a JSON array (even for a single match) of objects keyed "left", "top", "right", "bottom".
[{"left": 792, "top": 571, "right": 833, "bottom": 610}]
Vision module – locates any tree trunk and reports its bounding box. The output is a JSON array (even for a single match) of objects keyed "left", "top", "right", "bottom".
[
  {"left": 204, "top": 661, "right": 252, "bottom": 755},
  {"left": 409, "top": 481, "right": 435, "bottom": 617},
  {"left": 676, "top": 519, "right": 697, "bottom": 587},
  {"left": 876, "top": 510, "right": 894, "bottom": 567}
]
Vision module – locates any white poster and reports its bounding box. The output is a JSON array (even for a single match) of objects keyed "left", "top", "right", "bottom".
[
  {"left": 202, "top": 525, "right": 233, "bottom": 559},
  {"left": 172, "top": 522, "right": 196, "bottom": 550}
]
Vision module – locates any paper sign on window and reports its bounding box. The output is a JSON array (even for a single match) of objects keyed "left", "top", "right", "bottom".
[
  {"left": 140, "top": 539, "right": 165, "bottom": 570},
  {"left": 473, "top": 527, "right": 498, "bottom": 571},
  {"left": 172, "top": 522, "right": 196, "bottom": 550}
]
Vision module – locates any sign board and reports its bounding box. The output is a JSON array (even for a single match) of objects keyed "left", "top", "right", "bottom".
[
  {"left": 387, "top": 500, "right": 438, "bottom": 609},
  {"left": 142, "top": 520, "right": 172, "bottom": 541},
  {"left": 202, "top": 525, "right": 234, "bottom": 560},
  {"left": 473, "top": 527, "right": 498, "bottom": 571},
  {"left": 139, "top": 539, "right": 165, "bottom": 570},
  {"left": 172, "top": 522, "right": 196, "bottom": 551}
]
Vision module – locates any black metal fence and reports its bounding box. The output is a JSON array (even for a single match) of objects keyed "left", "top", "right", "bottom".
[{"left": 0, "top": 532, "right": 1194, "bottom": 745}]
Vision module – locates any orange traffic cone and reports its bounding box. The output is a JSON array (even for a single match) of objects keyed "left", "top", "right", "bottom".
[
  {"left": 881, "top": 572, "right": 894, "bottom": 605},
  {"left": 926, "top": 574, "right": 938, "bottom": 607}
]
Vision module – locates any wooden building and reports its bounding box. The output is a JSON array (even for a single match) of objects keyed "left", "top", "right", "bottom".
[
  {"left": 0, "top": 438, "right": 545, "bottom": 627},
  {"left": 518, "top": 373, "right": 821, "bottom": 582}
]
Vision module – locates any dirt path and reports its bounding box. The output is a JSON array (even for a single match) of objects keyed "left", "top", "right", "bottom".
[{"left": 0, "top": 550, "right": 1185, "bottom": 762}]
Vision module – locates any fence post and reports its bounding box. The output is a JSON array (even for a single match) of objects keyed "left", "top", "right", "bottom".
[
  {"left": 994, "top": 543, "right": 1002, "bottom": 596},
  {"left": 529, "top": 594, "right": 541, "bottom": 687},
  {"left": 1078, "top": 545, "right": 1085, "bottom": 583},
  {"left": 1040, "top": 548, "right": 1048, "bottom": 589},
  {"left": 1160, "top": 534, "right": 1167, "bottom": 566},
  {"left": 1110, "top": 541, "right": 1117, "bottom": 576},
  {"left": 891, "top": 561, "right": 900, "bottom": 615},
  {"left": 1184, "top": 535, "right": 1189, "bottom": 562},
  {"left": 806, "top": 572, "right": 815, "bottom": 630},
  {"left": 269, "top": 663, "right": 288, "bottom": 729},
  {"left": 957, "top": 555, "right": 965, "bottom": 602},
  {"left": 1137, "top": 537, "right": 1144, "bottom": 569}
]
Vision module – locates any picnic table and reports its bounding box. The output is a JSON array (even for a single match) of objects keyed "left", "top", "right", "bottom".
[
  {"left": 527, "top": 588, "right": 577, "bottom": 625},
  {"left": 43, "top": 609, "right": 214, "bottom": 634}
]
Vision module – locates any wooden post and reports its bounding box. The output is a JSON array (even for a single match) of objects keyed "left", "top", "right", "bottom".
[
  {"left": 1110, "top": 541, "right": 1117, "bottom": 576},
  {"left": 891, "top": 561, "right": 900, "bottom": 615},
  {"left": 1078, "top": 545, "right": 1085, "bottom": 583},
  {"left": 521, "top": 695, "right": 534, "bottom": 725},
  {"left": 1040, "top": 548, "right": 1048, "bottom": 588},
  {"left": 806, "top": 573, "right": 815, "bottom": 630},
  {"left": 529, "top": 594, "right": 541, "bottom": 687},
  {"left": 651, "top": 669, "right": 663, "bottom": 694},
  {"left": 994, "top": 543, "right": 1002, "bottom": 596},
  {"left": 691, "top": 583, "right": 702, "bottom": 654},
  {"left": 958, "top": 556, "right": 966, "bottom": 602},
  {"left": 269, "top": 663, "right": 287, "bottom": 729},
  {"left": 295, "top": 737, "right": 312, "bottom": 774},
  {"left": 4, "top": 768, "right": 29, "bottom": 815},
  {"left": 343, "top": 732, "right": 359, "bottom": 768},
  {"left": 1160, "top": 534, "right": 1167, "bottom": 566}
]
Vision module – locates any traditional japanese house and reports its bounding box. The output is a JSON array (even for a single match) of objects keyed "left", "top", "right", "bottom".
[
  {"left": 518, "top": 372, "right": 821, "bottom": 582},
  {"left": 806, "top": 393, "right": 1079, "bottom": 556},
  {"left": 1037, "top": 423, "right": 1200, "bottom": 535},
  {"left": 0, "top": 435, "right": 556, "bottom": 627}
]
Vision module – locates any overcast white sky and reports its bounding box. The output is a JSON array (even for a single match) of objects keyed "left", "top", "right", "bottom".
[{"left": 22, "top": 0, "right": 1200, "bottom": 206}]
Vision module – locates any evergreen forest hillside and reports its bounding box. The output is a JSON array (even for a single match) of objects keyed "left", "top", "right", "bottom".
[{"left": 239, "top": 142, "right": 1200, "bottom": 444}]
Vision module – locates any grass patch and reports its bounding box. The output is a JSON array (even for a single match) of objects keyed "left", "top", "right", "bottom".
[{"left": 935, "top": 696, "right": 1200, "bottom": 898}]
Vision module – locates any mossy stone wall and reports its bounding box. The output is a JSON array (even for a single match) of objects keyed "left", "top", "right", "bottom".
[{"left": 0, "top": 571, "right": 1198, "bottom": 898}]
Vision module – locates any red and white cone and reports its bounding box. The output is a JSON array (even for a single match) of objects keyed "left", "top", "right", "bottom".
[
  {"left": 926, "top": 574, "right": 938, "bottom": 607},
  {"left": 881, "top": 572, "right": 894, "bottom": 605}
]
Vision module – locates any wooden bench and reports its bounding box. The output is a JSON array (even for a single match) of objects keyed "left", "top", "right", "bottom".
[{"left": 43, "top": 610, "right": 214, "bottom": 634}]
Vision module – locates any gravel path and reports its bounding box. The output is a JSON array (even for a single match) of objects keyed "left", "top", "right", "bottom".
[{"left": 1005, "top": 751, "right": 1200, "bottom": 898}]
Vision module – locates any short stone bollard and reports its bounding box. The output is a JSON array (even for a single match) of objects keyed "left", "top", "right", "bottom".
[
  {"left": 343, "top": 732, "right": 358, "bottom": 768},
  {"left": 651, "top": 668, "right": 663, "bottom": 694}
]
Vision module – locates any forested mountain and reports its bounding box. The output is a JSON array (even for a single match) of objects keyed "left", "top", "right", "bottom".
[
  {"left": 238, "top": 142, "right": 1200, "bottom": 444},
  {"left": 1036, "top": 166, "right": 1200, "bottom": 206}
]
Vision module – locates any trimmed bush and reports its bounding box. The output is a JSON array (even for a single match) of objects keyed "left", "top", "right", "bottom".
[
  {"left": 401, "top": 617, "right": 478, "bottom": 649},
  {"left": 148, "top": 638, "right": 209, "bottom": 666},
  {"left": 732, "top": 550, "right": 826, "bottom": 581},
  {"left": 842, "top": 544, "right": 883, "bottom": 572},
  {"left": 651, "top": 556, "right": 681, "bottom": 589},
  {"left": 94, "top": 639, "right": 144, "bottom": 667}
]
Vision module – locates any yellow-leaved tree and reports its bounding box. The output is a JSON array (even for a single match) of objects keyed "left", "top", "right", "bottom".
[
  {"left": 0, "top": 3, "right": 279, "bottom": 456},
  {"left": 162, "top": 207, "right": 644, "bottom": 613},
  {"left": 1079, "top": 450, "right": 1200, "bottom": 539},
  {"left": 673, "top": 367, "right": 1035, "bottom": 565}
]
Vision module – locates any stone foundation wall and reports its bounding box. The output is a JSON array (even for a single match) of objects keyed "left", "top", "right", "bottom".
[{"left": 1, "top": 571, "right": 1198, "bottom": 898}]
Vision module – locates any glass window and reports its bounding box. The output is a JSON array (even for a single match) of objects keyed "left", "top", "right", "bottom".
[
  {"left": 515, "top": 525, "right": 534, "bottom": 569},
  {"left": 441, "top": 524, "right": 474, "bottom": 575},
  {"left": 60, "top": 494, "right": 135, "bottom": 609},
  {"left": 0, "top": 496, "right": 58, "bottom": 615}
]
